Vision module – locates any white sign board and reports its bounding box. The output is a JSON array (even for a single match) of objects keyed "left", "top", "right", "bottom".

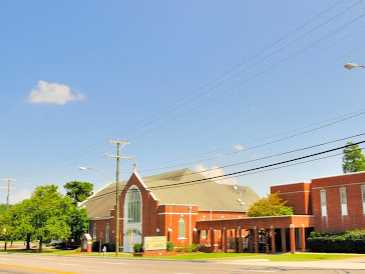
[{"left": 144, "top": 236, "right": 167, "bottom": 251}]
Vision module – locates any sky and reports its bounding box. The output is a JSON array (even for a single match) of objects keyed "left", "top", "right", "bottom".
[{"left": 1, "top": 0, "right": 365, "bottom": 203}]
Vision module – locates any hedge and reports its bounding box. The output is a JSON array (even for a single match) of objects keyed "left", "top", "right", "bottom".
[
  {"left": 308, "top": 230, "right": 365, "bottom": 253},
  {"left": 92, "top": 242, "right": 116, "bottom": 252}
]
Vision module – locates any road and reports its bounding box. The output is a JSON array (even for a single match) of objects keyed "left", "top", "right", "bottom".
[{"left": 0, "top": 254, "right": 364, "bottom": 274}]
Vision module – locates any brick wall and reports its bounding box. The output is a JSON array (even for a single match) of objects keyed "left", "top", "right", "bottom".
[
  {"left": 311, "top": 172, "right": 365, "bottom": 232},
  {"left": 271, "top": 182, "right": 311, "bottom": 215}
]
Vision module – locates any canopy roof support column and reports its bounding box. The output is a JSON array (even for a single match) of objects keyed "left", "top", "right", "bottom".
[{"left": 289, "top": 224, "right": 296, "bottom": 253}]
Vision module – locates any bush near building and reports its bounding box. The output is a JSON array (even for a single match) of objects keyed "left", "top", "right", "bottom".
[{"left": 308, "top": 230, "right": 365, "bottom": 253}]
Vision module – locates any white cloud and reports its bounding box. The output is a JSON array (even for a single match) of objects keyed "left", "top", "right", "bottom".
[
  {"left": 28, "top": 80, "right": 85, "bottom": 105},
  {"left": 194, "top": 164, "right": 238, "bottom": 185},
  {"left": 233, "top": 144, "right": 245, "bottom": 152}
]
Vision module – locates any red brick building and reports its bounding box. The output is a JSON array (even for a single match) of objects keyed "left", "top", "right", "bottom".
[
  {"left": 83, "top": 169, "right": 365, "bottom": 253},
  {"left": 197, "top": 171, "right": 365, "bottom": 253},
  {"left": 82, "top": 169, "right": 259, "bottom": 252}
]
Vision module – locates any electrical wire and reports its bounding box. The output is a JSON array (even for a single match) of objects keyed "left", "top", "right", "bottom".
[{"left": 84, "top": 141, "right": 365, "bottom": 202}]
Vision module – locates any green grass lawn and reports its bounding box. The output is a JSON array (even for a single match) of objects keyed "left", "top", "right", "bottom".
[{"left": 1, "top": 248, "right": 363, "bottom": 262}]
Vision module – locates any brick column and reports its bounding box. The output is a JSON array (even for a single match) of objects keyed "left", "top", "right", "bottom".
[
  {"left": 210, "top": 228, "right": 216, "bottom": 251},
  {"left": 197, "top": 230, "right": 201, "bottom": 245},
  {"left": 281, "top": 228, "right": 287, "bottom": 253},
  {"left": 300, "top": 225, "right": 306, "bottom": 252},
  {"left": 253, "top": 227, "right": 259, "bottom": 253},
  {"left": 265, "top": 229, "right": 270, "bottom": 254},
  {"left": 236, "top": 227, "right": 241, "bottom": 253},
  {"left": 222, "top": 228, "right": 227, "bottom": 252},
  {"left": 289, "top": 224, "right": 296, "bottom": 253},
  {"left": 238, "top": 227, "right": 242, "bottom": 238},
  {"left": 270, "top": 226, "right": 276, "bottom": 254},
  {"left": 193, "top": 229, "right": 198, "bottom": 244},
  {"left": 220, "top": 228, "right": 225, "bottom": 252}
]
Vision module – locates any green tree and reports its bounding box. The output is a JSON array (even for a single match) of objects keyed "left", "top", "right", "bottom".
[
  {"left": 9, "top": 199, "right": 35, "bottom": 250},
  {"left": 0, "top": 204, "right": 7, "bottom": 216},
  {"left": 248, "top": 193, "right": 294, "bottom": 217},
  {"left": 28, "top": 185, "right": 73, "bottom": 251},
  {"left": 64, "top": 181, "right": 93, "bottom": 204},
  {"left": 0, "top": 209, "right": 12, "bottom": 251},
  {"left": 342, "top": 141, "right": 365, "bottom": 173},
  {"left": 68, "top": 207, "right": 89, "bottom": 244}
]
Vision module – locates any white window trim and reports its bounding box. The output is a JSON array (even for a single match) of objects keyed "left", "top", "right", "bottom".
[
  {"left": 339, "top": 187, "right": 348, "bottom": 216},
  {"left": 320, "top": 189, "right": 327, "bottom": 217}
]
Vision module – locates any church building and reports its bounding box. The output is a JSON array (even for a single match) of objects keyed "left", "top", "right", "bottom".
[{"left": 81, "top": 168, "right": 259, "bottom": 252}]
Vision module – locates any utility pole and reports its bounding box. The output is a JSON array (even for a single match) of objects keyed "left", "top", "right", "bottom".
[
  {"left": 1, "top": 178, "right": 15, "bottom": 208},
  {"left": 108, "top": 140, "right": 132, "bottom": 256},
  {"left": 1, "top": 178, "right": 15, "bottom": 251}
]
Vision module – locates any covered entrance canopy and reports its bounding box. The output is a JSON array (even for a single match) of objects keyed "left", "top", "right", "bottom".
[{"left": 195, "top": 215, "right": 315, "bottom": 253}]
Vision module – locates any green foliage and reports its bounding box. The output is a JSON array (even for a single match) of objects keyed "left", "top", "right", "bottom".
[
  {"left": 3, "top": 184, "right": 89, "bottom": 251},
  {"left": 342, "top": 141, "right": 365, "bottom": 173},
  {"left": 68, "top": 207, "right": 89, "bottom": 243},
  {"left": 247, "top": 193, "right": 294, "bottom": 217},
  {"left": 308, "top": 230, "right": 365, "bottom": 253},
  {"left": 166, "top": 241, "right": 174, "bottom": 251},
  {"left": 0, "top": 204, "right": 8, "bottom": 216},
  {"left": 133, "top": 243, "right": 143, "bottom": 253},
  {"left": 64, "top": 181, "right": 93, "bottom": 204}
]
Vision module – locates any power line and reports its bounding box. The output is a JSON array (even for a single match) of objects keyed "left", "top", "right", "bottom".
[
  {"left": 43, "top": 1, "right": 361, "bottom": 175},
  {"left": 85, "top": 141, "right": 365, "bottom": 201},
  {"left": 130, "top": 0, "right": 362, "bottom": 140},
  {"left": 139, "top": 8, "right": 365, "bottom": 173},
  {"left": 147, "top": 140, "right": 365, "bottom": 190},
  {"left": 143, "top": 109, "right": 365, "bottom": 172},
  {"left": 153, "top": 148, "right": 356, "bottom": 190},
  {"left": 150, "top": 132, "right": 365, "bottom": 181}
]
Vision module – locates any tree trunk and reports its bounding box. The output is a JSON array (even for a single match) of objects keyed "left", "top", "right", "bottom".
[
  {"left": 38, "top": 237, "right": 43, "bottom": 253},
  {"left": 4, "top": 241, "right": 7, "bottom": 252},
  {"left": 26, "top": 234, "right": 31, "bottom": 250}
]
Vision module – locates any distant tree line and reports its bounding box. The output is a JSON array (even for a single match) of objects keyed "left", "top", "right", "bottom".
[{"left": 0, "top": 181, "right": 93, "bottom": 252}]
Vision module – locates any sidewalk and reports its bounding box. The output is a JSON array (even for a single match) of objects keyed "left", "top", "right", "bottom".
[{"left": 219, "top": 257, "right": 365, "bottom": 270}]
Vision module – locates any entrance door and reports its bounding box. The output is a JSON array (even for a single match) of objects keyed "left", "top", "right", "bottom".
[
  {"left": 123, "top": 186, "right": 142, "bottom": 252},
  {"left": 124, "top": 228, "right": 142, "bottom": 252}
]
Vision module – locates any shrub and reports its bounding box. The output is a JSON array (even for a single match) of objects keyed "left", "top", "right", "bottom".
[
  {"left": 186, "top": 243, "right": 199, "bottom": 253},
  {"left": 92, "top": 241, "right": 101, "bottom": 252},
  {"left": 102, "top": 242, "right": 116, "bottom": 252},
  {"left": 308, "top": 230, "right": 365, "bottom": 253},
  {"left": 133, "top": 243, "right": 143, "bottom": 253},
  {"left": 166, "top": 241, "right": 174, "bottom": 252}
]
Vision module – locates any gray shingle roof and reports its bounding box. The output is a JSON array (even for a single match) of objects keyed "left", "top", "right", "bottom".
[{"left": 82, "top": 168, "right": 259, "bottom": 219}]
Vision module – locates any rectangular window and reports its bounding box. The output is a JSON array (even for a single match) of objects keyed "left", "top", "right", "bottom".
[
  {"left": 361, "top": 185, "right": 365, "bottom": 214},
  {"left": 320, "top": 189, "right": 327, "bottom": 217},
  {"left": 105, "top": 223, "right": 110, "bottom": 243},
  {"left": 339, "top": 187, "right": 348, "bottom": 216},
  {"left": 178, "top": 216, "right": 186, "bottom": 239}
]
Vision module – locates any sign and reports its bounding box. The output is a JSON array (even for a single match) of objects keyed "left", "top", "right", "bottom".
[{"left": 144, "top": 236, "right": 167, "bottom": 251}]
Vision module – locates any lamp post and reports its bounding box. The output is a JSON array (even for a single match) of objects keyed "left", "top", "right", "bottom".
[{"left": 344, "top": 63, "right": 365, "bottom": 70}]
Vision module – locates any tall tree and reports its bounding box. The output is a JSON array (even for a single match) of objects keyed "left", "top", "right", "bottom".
[
  {"left": 28, "top": 185, "right": 73, "bottom": 251},
  {"left": 343, "top": 141, "right": 365, "bottom": 173},
  {"left": 248, "top": 193, "right": 294, "bottom": 217},
  {"left": 64, "top": 181, "right": 93, "bottom": 204}
]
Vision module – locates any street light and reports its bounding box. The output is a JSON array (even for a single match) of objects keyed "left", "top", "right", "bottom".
[{"left": 344, "top": 62, "right": 365, "bottom": 70}]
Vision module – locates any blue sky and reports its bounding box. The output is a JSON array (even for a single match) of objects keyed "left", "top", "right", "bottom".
[{"left": 1, "top": 0, "right": 365, "bottom": 203}]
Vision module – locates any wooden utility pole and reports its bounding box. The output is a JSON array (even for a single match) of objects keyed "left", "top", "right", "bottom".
[{"left": 108, "top": 140, "right": 132, "bottom": 256}]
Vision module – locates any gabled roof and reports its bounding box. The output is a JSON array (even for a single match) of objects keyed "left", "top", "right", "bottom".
[{"left": 82, "top": 168, "right": 259, "bottom": 219}]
